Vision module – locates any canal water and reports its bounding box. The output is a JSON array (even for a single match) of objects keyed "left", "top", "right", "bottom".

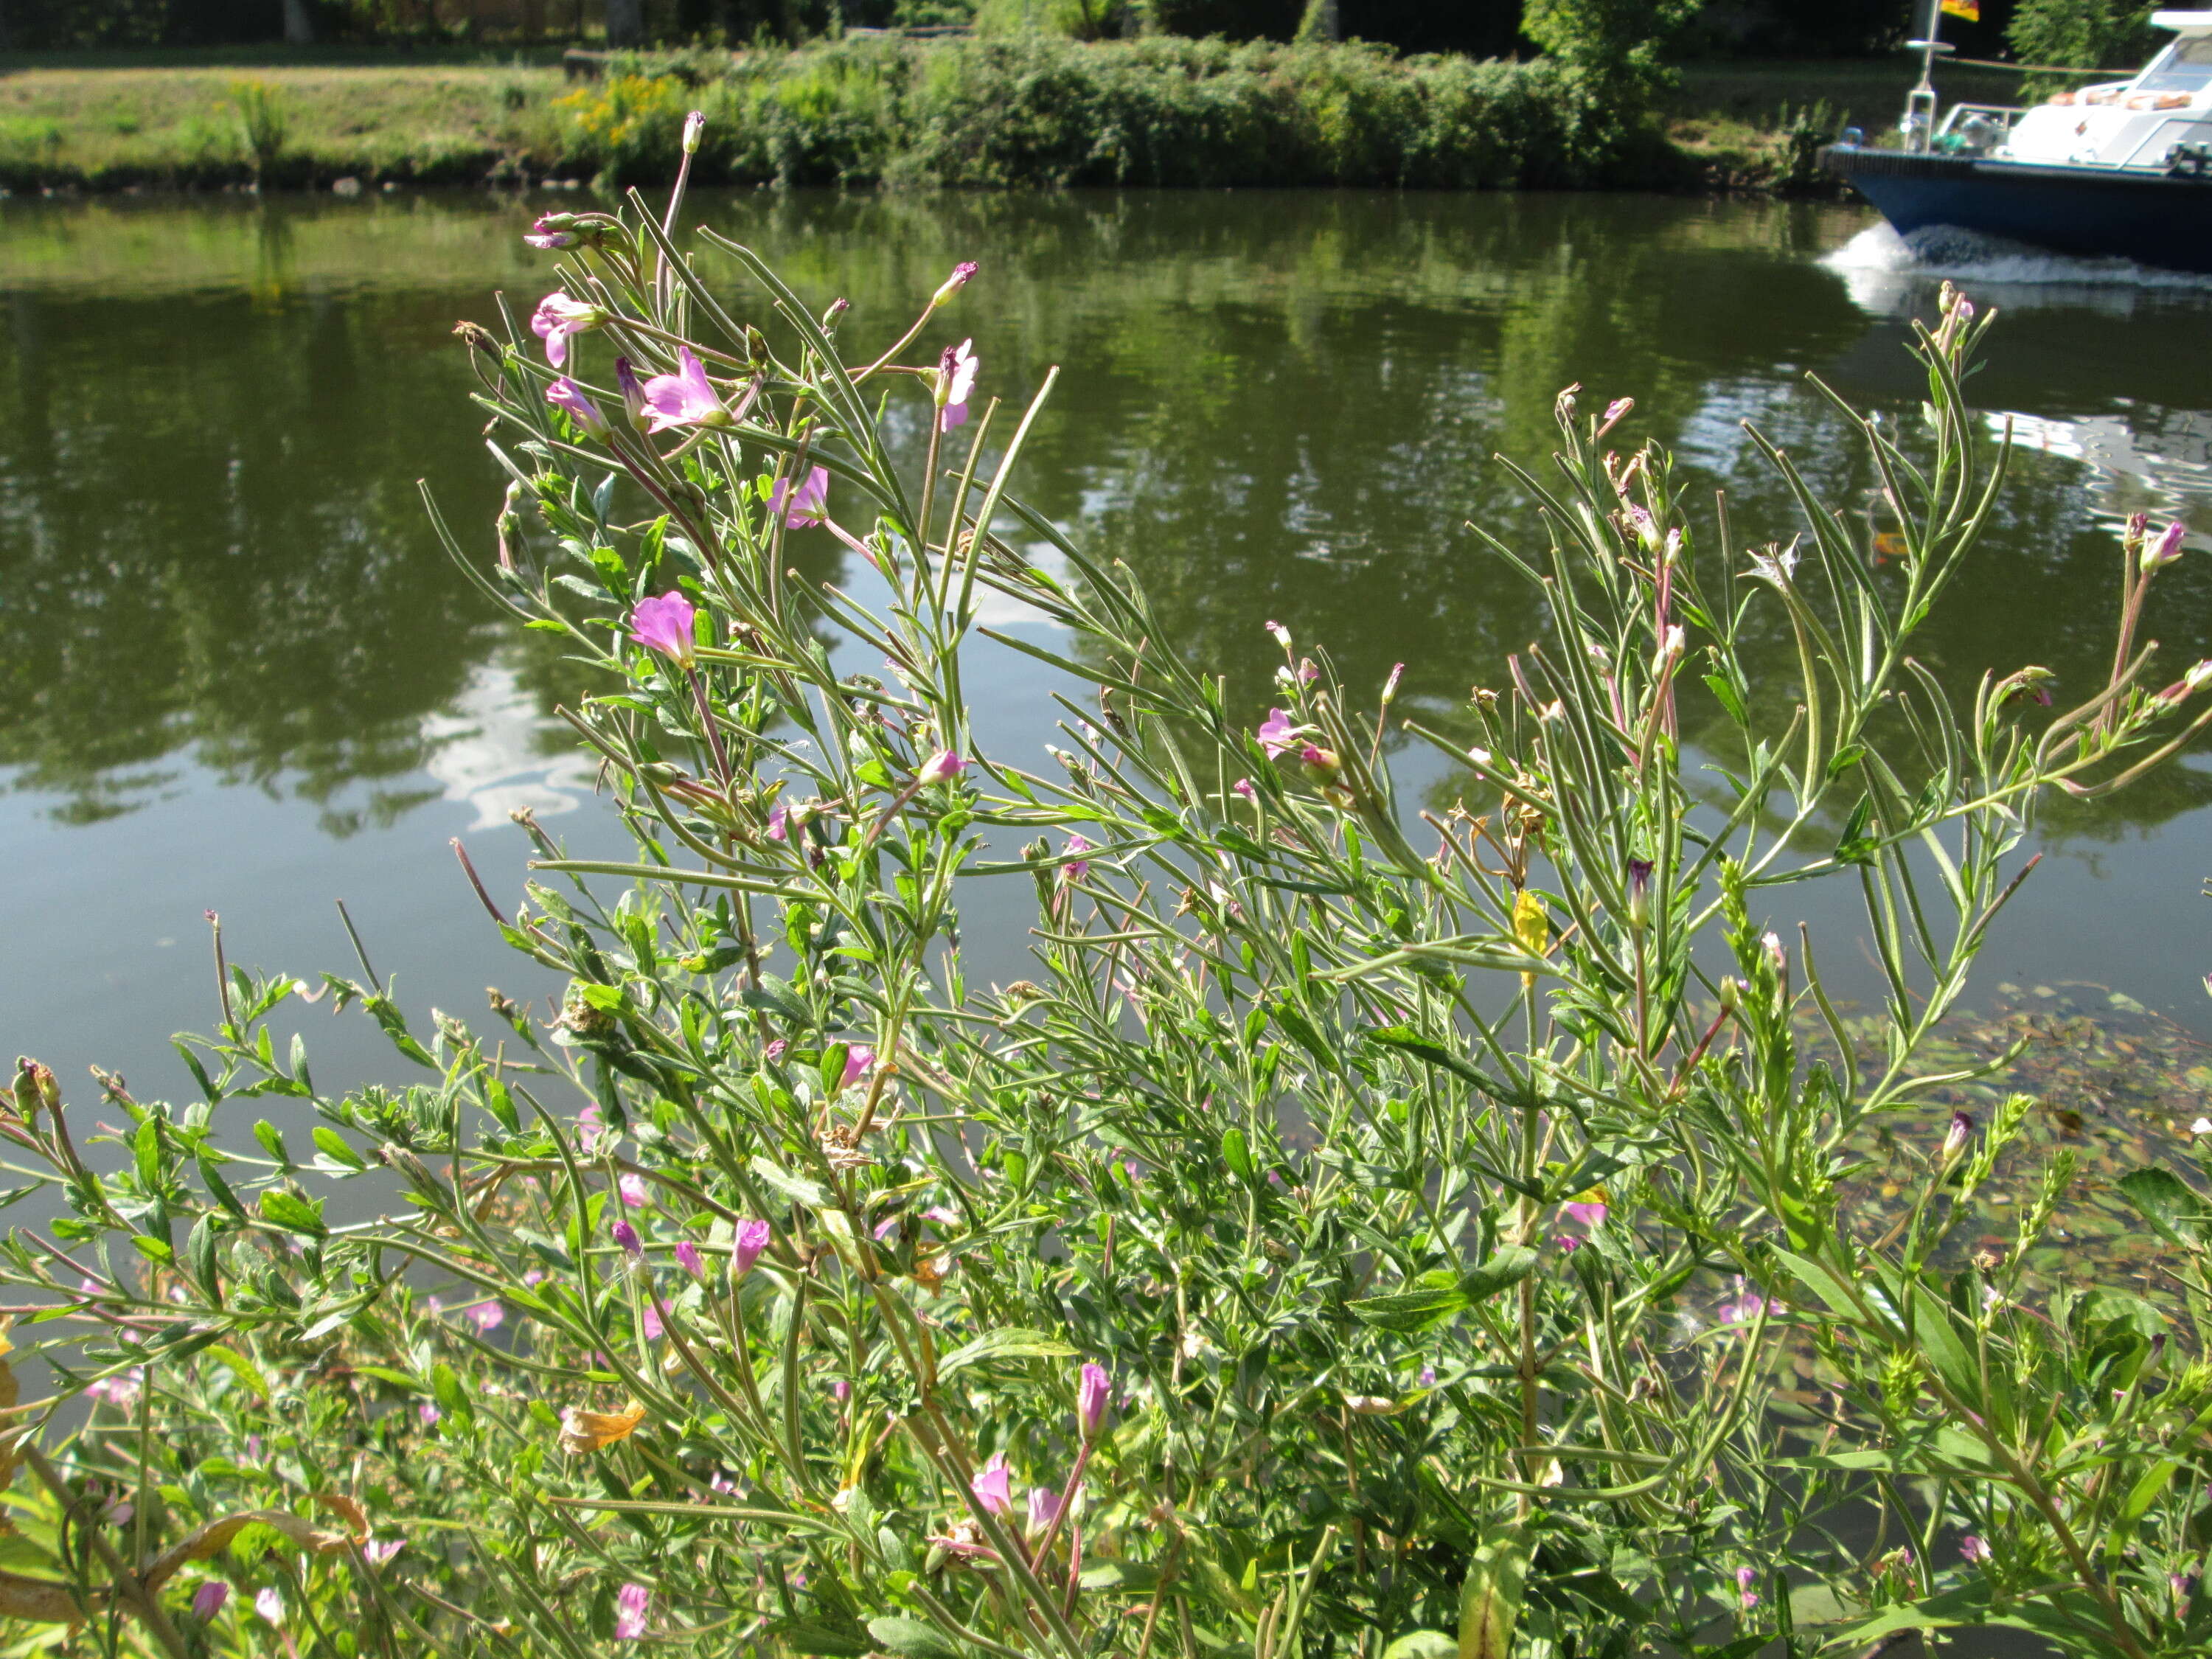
[{"left": 4, "top": 188, "right": 2212, "bottom": 1106}]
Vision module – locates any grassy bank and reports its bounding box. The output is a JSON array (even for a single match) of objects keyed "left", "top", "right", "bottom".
[
  {"left": 0, "top": 36, "right": 1677, "bottom": 194},
  {"left": 0, "top": 42, "right": 2034, "bottom": 196}
]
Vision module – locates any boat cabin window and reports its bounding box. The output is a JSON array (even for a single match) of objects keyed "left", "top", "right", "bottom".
[{"left": 2135, "top": 37, "right": 2212, "bottom": 94}]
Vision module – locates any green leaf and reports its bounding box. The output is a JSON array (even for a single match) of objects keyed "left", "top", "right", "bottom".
[
  {"left": 201, "top": 1345, "right": 270, "bottom": 1402},
  {"left": 185, "top": 1214, "right": 221, "bottom": 1300},
  {"left": 1774, "top": 1248, "right": 1879, "bottom": 1330},
  {"left": 257, "top": 1190, "right": 327, "bottom": 1237},
  {"left": 1349, "top": 1284, "right": 1470, "bottom": 1333},
  {"left": 1461, "top": 1245, "right": 1539, "bottom": 1301},
  {"left": 937, "top": 1328, "right": 1077, "bottom": 1377},
  {"left": 865, "top": 1617, "right": 964, "bottom": 1659},
  {"left": 749, "top": 1156, "right": 830, "bottom": 1212},
  {"left": 1382, "top": 1635, "right": 1457, "bottom": 1659},
  {"left": 312, "top": 1127, "right": 366, "bottom": 1171},
  {"left": 768, "top": 1618, "right": 872, "bottom": 1657},
  {"left": 2117, "top": 1166, "right": 2212, "bottom": 1248},
  {"left": 1221, "top": 1127, "right": 1253, "bottom": 1180},
  {"left": 1703, "top": 673, "right": 1747, "bottom": 726},
  {"left": 253, "top": 1120, "right": 288, "bottom": 1163},
  {"left": 1458, "top": 1523, "right": 1529, "bottom": 1659},
  {"left": 431, "top": 1360, "right": 472, "bottom": 1422}
]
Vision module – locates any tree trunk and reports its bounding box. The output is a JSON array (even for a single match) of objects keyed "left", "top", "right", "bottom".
[
  {"left": 282, "top": 0, "right": 317, "bottom": 44},
  {"left": 605, "top": 0, "right": 644, "bottom": 44}
]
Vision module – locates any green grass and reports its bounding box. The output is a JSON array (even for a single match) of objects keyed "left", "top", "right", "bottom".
[{"left": 0, "top": 61, "right": 574, "bottom": 188}]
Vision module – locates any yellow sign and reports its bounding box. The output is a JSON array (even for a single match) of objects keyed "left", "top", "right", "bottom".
[{"left": 1940, "top": 0, "right": 1980, "bottom": 20}]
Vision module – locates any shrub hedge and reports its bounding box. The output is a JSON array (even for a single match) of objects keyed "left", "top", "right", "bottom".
[{"left": 560, "top": 36, "right": 1660, "bottom": 190}]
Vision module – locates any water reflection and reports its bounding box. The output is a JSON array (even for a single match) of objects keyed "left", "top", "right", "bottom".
[{"left": 4, "top": 190, "right": 2211, "bottom": 849}]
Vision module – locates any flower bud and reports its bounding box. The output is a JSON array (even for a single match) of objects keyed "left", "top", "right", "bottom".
[
  {"left": 917, "top": 749, "right": 967, "bottom": 785},
  {"left": 11, "top": 1057, "right": 57, "bottom": 1121},
  {"left": 1298, "top": 743, "right": 1342, "bottom": 785},
  {"left": 1941, "top": 1109, "right": 1973, "bottom": 1164},
  {"left": 931, "top": 261, "right": 978, "bottom": 308},
  {"left": 681, "top": 110, "right": 706, "bottom": 155},
  {"left": 731, "top": 1217, "right": 771, "bottom": 1281},
  {"left": 2142, "top": 520, "right": 2188, "bottom": 572},
  {"left": 614, "top": 356, "right": 652, "bottom": 433},
  {"left": 1077, "top": 1361, "right": 1110, "bottom": 1439},
  {"left": 1626, "top": 858, "right": 1654, "bottom": 928},
  {"left": 1717, "top": 976, "right": 1742, "bottom": 1012}
]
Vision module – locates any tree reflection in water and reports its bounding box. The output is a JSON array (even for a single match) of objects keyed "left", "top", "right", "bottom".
[{"left": 1, "top": 187, "right": 2208, "bottom": 851}]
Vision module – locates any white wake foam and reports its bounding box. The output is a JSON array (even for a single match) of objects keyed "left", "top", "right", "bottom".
[{"left": 1823, "top": 221, "right": 2212, "bottom": 291}]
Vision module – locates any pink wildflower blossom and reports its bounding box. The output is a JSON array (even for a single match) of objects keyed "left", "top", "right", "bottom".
[
  {"left": 641, "top": 347, "right": 731, "bottom": 432},
  {"left": 769, "top": 465, "right": 830, "bottom": 527}
]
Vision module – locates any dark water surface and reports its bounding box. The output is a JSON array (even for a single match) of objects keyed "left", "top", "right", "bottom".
[{"left": 5, "top": 188, "right": 2212, "bottom": 1105}]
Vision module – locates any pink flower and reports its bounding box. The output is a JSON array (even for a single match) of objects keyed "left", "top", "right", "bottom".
[
  {"left": 1233, "top": 777, "right": 1256, "bottom": 802},
  {"left": 465, "top": 1300, "right": 505, "bottom": 1334},
  {"left": 763, "top": 1037, "right": 788, "bottom": 1062},
  {"left": 530, "top": 293, "right": 602, "bottom": 369},
  {"left": 1256, "top": 709, "right": 1298, "bottom": 758},
  {"left": 577, "top": 1102, "right": 609, "bottom": 1153},
  {"left": 1562, "top": 1201, "right": 1607, "bottom": 1231},
  {"left": 1557, "top": 1234, "right": 1581, "bottom": 1253},
  {"left": 768, "top": 464, "right": 830, "bottom": 527},
  {"left": 1960, "top": 1534, "right": 1992, "bottom": 1565},
  {"left": 254, "top": 1586, "right": 285, "bottom": 1626},
  {"left": 1736, "top": 1565, "right": 1759, "bottom": 1611},
  {"left": 640, "top": 347, "right": 730, "bottom": 432},
  {"left": 1027, "top": 1486, "right": 1062, "bottom": 1534},
  {"left": 732, "top": 1217, "right": 771, "bottom": 1279},
  {"left": 545, "top": 377, "right": 608, "bottom": 439},
  {"left": 614, "top": 1582, "right": 650, "bottom": 1640},
  {"left": 418, "top": 1402, "right": 442, "bottom": 1427},
  {"left": 971, "top": 1452, "right": 1012, "bottom": 1517},
  {"left": 831, "top": 1378, "right": 851, "bottom": 1402},
  {"left": 629, "top": 591, "right": 698, "bottom": 667},
  {"left": 192, "top": 1581, "right": 230, "bottom": 1619},
  {"left": 675, "top": 1240, "right": 705, "bottom": 1281},
  {"left": 1717, "top": 1277, "right": 1769, "bottom": 1325},
  {"left": 86, "top": 1368, "right": 143, "bottom": 1410},
  {"left": 767, "top": 802, "right": 789, "bottom": 841},
  {"left": 1077, "top": 1361, "right": 1110, "bottom": 1439},
  {"left": 1063, "top": 834, "right": 1093, "bottom": 883},
  {"left": 364, "top": 1538, "right": 403, "bottom": 1566},
  {"left": 841, "top": 1046, "right": 877, "bottom": 1089},
  {"left": 612, "top": 1217, "right": 644, "bottom": 1259},
  {"left": 641, "top": 1299, "right": 666, "bottom": 1340},
  {"left": 939, "top": 338, "right": 979, "bottom": 431},
  {"left": 917, "top": 749, "right": 966, "bottom": 785},
  {"left": 932, "top": 261, "right": 978, "bottom": 307},
  {"left": 618, "top": 1173, "right": 649, "bottom": 1208}
]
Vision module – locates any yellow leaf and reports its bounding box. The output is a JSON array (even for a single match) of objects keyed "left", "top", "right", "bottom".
[
  {"left": 1512, "top": 890, "right": 1549, "bottom": 990},
  {"left": 559, "top": 1401, "right": 646, "bottom": 1455}
]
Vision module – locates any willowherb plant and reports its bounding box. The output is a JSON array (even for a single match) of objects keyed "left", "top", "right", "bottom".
[{"left": 7, "top": 137, "right": 2212, "bottom": 1659}]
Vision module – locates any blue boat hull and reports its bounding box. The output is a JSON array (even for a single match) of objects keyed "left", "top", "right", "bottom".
[{"left": 1822, "top": 145, "right": 2212, "bottom": 273}]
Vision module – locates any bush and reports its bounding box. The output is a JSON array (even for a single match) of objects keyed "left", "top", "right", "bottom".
[
  {"left": 4, "top": 178, "right": 2212, "bottom": 1658},
  {"left": 2008, "top": 0, "right": 2163, "bottom": 71},
  {"left": 554, "top": 35, "right": 1640, "bottom": 188}
]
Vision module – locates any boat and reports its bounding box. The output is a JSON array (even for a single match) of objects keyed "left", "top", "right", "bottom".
[{"left": 1823, "top": 8, "right": 2212, "bottom": 274}]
